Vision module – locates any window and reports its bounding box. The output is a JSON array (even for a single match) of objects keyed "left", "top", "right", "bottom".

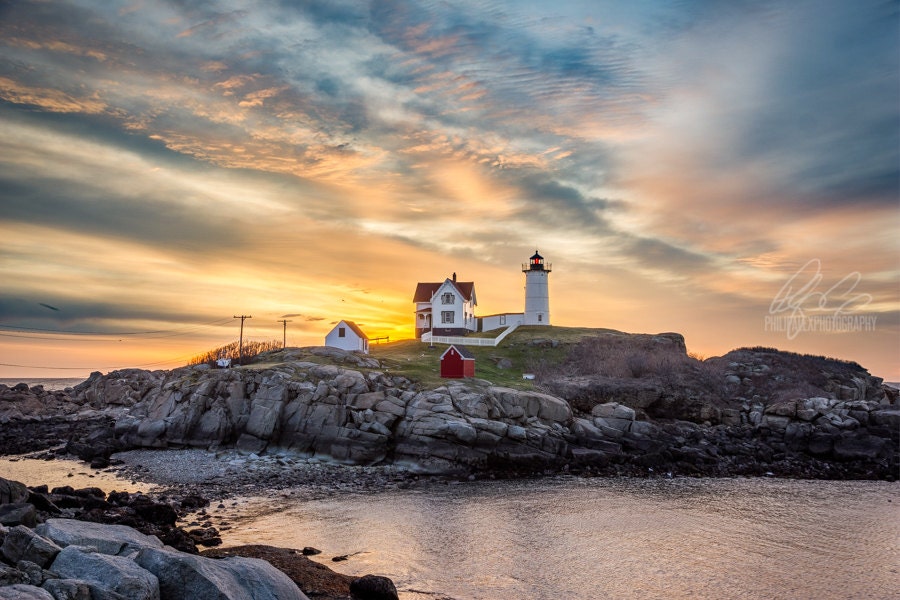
[
  {"left": 500, "top": 315, "right": 506, "bottom": 325},
  {"left": 441, "top": 293, "right": 454, "bottom": 304},
  {"left": 419, "top": 314, "right": 425, "bottom": 320},
  {"left": 338, "top": 327, "right": 346, "bottom": 337},
  {"left": 441, "top": 311, "right": 454, "bottom": 324},
  {"left": 537, "top": 314, "right": 543, "bottom": 322}
]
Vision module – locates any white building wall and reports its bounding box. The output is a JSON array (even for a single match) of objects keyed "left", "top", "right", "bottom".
[
  {"left": 325, "top": 321, "right": 369, "bottom": 353},
  {"left": 524, "top": 270, "right": 550, "bottom": 325},
  {"left": 431, "top": 281, "right": 476, "bottom": 331},
  {"left": 481, "top": 313, "right": 524, "bottom": 333}
]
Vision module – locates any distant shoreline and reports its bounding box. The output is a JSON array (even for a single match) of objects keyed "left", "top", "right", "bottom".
[{"left": 0, "top": 377, "right": 85, "bottom": 391}]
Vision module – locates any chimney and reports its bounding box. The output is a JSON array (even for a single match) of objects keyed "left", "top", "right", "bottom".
[{"left": 452, "top": 272, "right": 457, "bottom": 282}]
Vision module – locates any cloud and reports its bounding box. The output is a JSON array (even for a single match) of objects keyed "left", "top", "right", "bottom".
[{"left": 0, "top": 0, "right": 896, "bottom": 378}]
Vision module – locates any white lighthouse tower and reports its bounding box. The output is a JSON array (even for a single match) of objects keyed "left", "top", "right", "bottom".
[{"left": 523, "top": 250, "right": 551, "bottom": 325}]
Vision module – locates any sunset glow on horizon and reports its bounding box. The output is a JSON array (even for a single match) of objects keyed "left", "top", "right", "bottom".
[{"left": 1, "top": 1, "right": 898, "bottom": 380}]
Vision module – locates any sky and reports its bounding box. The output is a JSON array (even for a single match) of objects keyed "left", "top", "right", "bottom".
[{"left": 0, "top": 0, "right": 898, "bottom": 380}]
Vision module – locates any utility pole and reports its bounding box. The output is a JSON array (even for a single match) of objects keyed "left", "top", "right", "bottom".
[
  {"left": 233, "top": 315, "right": 252, "bottom": 365},
  {"left": 277, "top": 319, "right": 292, "bottom": 349}
]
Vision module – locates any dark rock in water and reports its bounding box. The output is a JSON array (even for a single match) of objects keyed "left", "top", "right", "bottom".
[
  {"left": 350, "top": 574, "right": 399, "bottom": 600},
  {"left": 203, "top": 544, "right": 356, "bottom": 599},
  {"left": 301, "top": 546, "right": 321, "bottom": 556}
]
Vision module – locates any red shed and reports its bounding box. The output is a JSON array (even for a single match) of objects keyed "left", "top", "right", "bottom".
[{"left": 440, "top": 345, "right": 475, "bottom": 378}]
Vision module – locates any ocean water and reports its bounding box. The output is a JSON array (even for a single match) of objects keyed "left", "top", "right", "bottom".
[
  {"left": 220, "top": 477, "right": 899, "bottom": 600},
  {"left": 0, "top": 377, "right": 85, "bottom": 391}
]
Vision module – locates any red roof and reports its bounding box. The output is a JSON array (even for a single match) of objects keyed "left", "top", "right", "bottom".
[
  {"left": 413, "top": 280, "right": 475, "bottom": 303},
  {"left": 440, "top": 344, "right": 475, "bottom": 360}
]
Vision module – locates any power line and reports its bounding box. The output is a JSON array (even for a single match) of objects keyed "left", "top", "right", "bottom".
[
  {"left": 277, "top": 319, "right": 292, "bottom": 349},
  {"left": 233, "top": 315, "right": 252, "bottom": 365}
]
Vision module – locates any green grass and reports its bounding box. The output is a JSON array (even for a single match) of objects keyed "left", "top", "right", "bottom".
[
  {"left": 370, "top": 326, "right": 616, "bottom": 389},
  {"left": 236, "top": 326, "right": 622, "bottom": 390}
]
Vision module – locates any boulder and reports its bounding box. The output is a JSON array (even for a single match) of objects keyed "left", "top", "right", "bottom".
[
  {"left": 0, "top": 585, "right": 54, "bottom": 599},
  {"left": 0, "top": 503, "right": 37, "bottom": 528},
  {"left": 833, "top": 432, "right": 890, "bottom": 461},
  {"left": 491, "top": 388, "right": 571, "bottom": 424},
  {"left": 17, "top": 560, "right": 43, "bottom": 587},
  {"left": 41, "top": 579, "right": 93, "bottom": 600},
  {"left": 764, "top": 401, "right": 797, "bottom": 418},
  {"left": 50, "top": 545, "right": 160, "bottom": 600},
  {"left": 0, "top": 563, "right": 29, "bottom": 586},
  {"left": 1, "top": 525, "right": 61, "bottom": 568},
  {"left": 134, "top": 545, "right": 308, "bottom": 600},
  {"left": 36, "top": 519, "right": 163, "bottom": 557},
  {"left": 591, "top": 403, "right": 635, "bottom": 421},
  {"left": 870, "top": 409, "right": 900, "bottom": 430},
  {"left": 349, "top": 574, "right": 399, "bottom": 600},
  {"left": 0, "top": 478, "right": 30, "bottom": 505}
]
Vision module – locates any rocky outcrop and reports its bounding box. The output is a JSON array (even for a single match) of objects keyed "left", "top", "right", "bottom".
[
  {"left": 3, "top": 342, "right": 897, "bottom": 479},
  {"left": 0, "top": 475, "right": 398, "bottom": 600},
  {"left": 104, "top": 356, "right": 575, "bottom": 474},
  {"left": 544, "top": 345, "right": 898, "bottom": 478},
  {"left": 0, "top": 515, "right": 309, "bottom": 600}
]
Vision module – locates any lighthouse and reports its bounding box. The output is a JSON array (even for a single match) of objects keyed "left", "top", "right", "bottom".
[{"left": 523, "top": 250, "right": 551, "bottom": 326}]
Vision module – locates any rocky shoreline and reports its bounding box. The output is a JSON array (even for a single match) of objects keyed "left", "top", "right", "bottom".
[
  {"left": 0, "top": 473, "right": 404, "bottom": 599},
  {"left": 1, "top": 339, "right": 898, "bottom": 483},
  {"left": 1, "top": 333, "right": 897, "bottom": 597},
  {"left": 3, "top": 339, "right": 897, "bottom": 482}
]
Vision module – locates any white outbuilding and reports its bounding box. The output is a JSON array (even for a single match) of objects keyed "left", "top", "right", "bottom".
[{"left": 325, "top": 320, "right": 370, "bottom": 354}]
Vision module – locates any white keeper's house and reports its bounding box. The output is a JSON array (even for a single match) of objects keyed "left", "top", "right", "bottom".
[
  {"left": 413, "top": 250, "right": 551, "bottom": 340},
  {"left": 413, "top": 274, "right": 477, "bottom": 338}
]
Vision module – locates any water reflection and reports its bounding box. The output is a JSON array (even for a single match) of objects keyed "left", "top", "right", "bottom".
[{"left": 222, "top": 477, "right": 899, "bottom": 600}]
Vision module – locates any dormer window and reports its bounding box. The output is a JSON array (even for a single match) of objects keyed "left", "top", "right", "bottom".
[{"left": 441, "top": 293, "right": 455, "bottom": 304}]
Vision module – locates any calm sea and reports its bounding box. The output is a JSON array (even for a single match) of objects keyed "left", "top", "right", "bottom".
[
  {"left": 0, "top": 377, "right": 85, "bottom": 391},
  {"left": 222, "top": 477, "right": 899, "bottom": 600}
]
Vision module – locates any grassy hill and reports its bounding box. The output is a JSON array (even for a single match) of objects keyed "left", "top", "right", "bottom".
[
  {"left": 240, "top": 326, "right": 617, "bottom": 390},
  {"left": 370, "top": 326, "right": 619, "bottom": 389}
]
